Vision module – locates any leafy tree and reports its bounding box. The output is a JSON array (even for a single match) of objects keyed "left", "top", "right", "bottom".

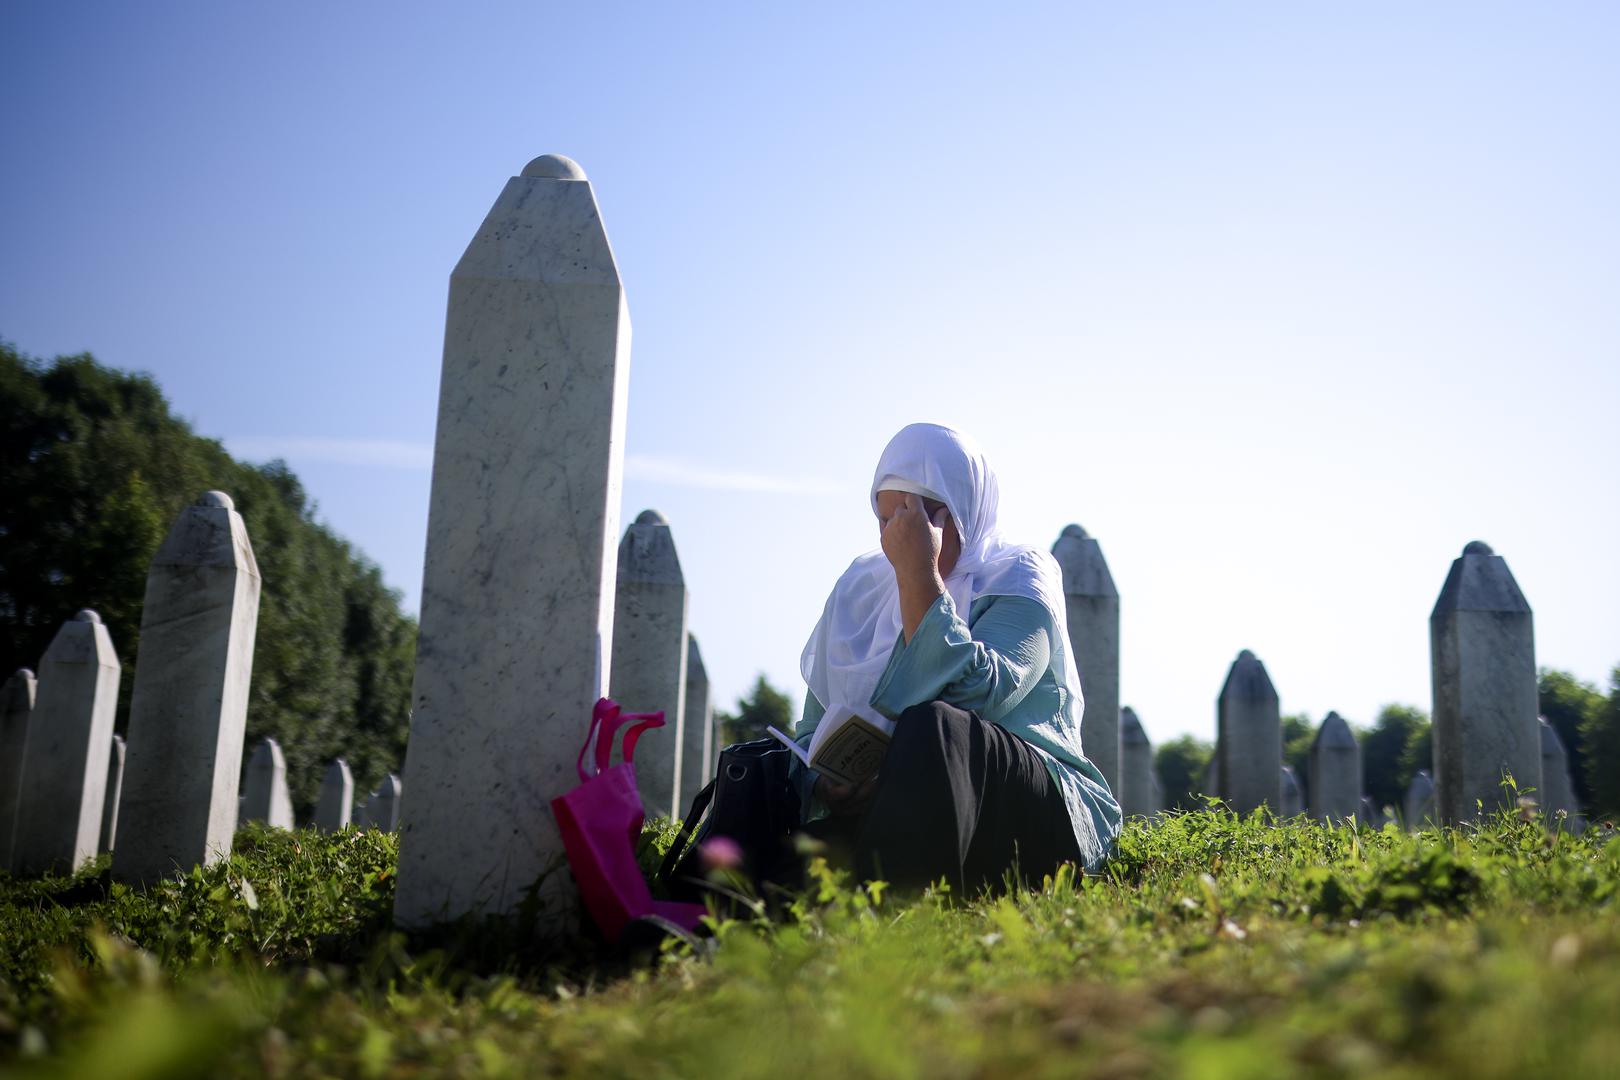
[
  {"left": 1581, "top": 667, "right": 1620, "bottom": 821},
  {"left": 1153, "top": 735, "right": 1213, "bottom": 812},
  {"left": 1359, "top": 704, "right": 1429, "bottom": 815},
  {"left": 0, "top": 344, "right": 416, "bottom": 815},
  {"left": 1539, "top": 668, "right": 1604, "bottom": 808},
  {"left": 716, "top": 675, "right": 795, "bottom": 747},
  {"left": 1281, "top": 712, "right": 1314, "bottom": 806}
]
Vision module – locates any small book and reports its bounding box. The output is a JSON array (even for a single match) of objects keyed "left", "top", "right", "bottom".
[{"left": 767, "top": 704, "right": 895, "bottom": 787}]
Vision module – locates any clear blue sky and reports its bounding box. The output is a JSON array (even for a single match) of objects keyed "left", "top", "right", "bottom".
[{"left": 4, "top": 2, "right": 1617, "bottom": 747}]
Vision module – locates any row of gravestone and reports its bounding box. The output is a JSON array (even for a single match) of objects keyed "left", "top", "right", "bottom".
[
  {"left": 1062, "top": 530, "right": 1582, "bottom": 828},
  {"left": 0, "top": 501, "right": 717, "bottom": 884}
]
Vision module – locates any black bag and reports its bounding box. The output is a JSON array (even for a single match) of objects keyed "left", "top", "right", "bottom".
[{"left": 658, "top": 738, "right": 803, "bottom": 905}]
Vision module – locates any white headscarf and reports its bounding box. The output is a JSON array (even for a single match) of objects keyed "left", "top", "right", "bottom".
[{"left": 800, "top": 423, "right": 1085, "bottom": 723}]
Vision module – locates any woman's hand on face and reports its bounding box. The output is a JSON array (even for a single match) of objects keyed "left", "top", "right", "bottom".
[
  {"left": 815, "top": 773, "right": 879, "bottom": 818},
  {"left": 881, "top": 493, "right": 946, "bottom": 588}
]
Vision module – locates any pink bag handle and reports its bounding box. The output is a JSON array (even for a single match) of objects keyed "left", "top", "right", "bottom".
[
  {"left": 578, "top": 698, "right": 629, "bottom": 782},
  {"left": 620, "top": 712, "right": 665, "bottom": 766}
]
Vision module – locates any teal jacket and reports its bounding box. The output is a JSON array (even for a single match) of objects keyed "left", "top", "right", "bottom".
[{"left": 793, "top": 591, "right": 1121, "bottom": 871}]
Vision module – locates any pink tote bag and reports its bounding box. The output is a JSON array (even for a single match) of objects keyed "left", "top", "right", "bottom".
[{"left": 550, "top": 698, "right": 705, "bottom": 943}]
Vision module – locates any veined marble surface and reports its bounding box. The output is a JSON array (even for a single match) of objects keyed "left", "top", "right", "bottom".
[
  {"left": 114, "top": 493, "right": 262, "bottom": 885},
  {"left": 12, "top": 611, "right": 121, "bottom": 875},
  {"left": 1430, "top": 541, "right": 1539, "bottom": 824},
  {"left": 393, "top": 157, "right": 631, "bottom": 928}
]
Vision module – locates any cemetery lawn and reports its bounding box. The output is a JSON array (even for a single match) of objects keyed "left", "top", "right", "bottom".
[{"left": 1, "top": 809, "right": 1617, "bottom": 1079}]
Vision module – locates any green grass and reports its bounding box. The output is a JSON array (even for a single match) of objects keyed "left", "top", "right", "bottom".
[{"left": 2, "top": 807, "right": 1617, "bottom": 1079}]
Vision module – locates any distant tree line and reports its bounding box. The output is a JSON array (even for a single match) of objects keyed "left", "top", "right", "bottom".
[{"left": 0, "top": 344, "right": 417, "bottom": 815}]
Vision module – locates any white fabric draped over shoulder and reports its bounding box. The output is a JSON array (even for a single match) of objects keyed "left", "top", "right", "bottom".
[{"left": 800, "top": 422, "right": 1085, "bottom": 722}]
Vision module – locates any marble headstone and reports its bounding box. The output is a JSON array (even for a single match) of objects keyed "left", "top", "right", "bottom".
[
  {"left": 1051, "top": 525, "right": 1120, "bottom": 795},
  {"left": 1117, "top": 706, "right": 1155, "bottom": 818},
  {"left": 1537, "top": 719, "right": 1578, "bottom": 824},
  {"left": 1280, "top": 765, "right": 1303, "bottom": 818},
  {"left": 100, "top": 734, "right": 125, "bottom": 854},
  {"left": 1216, "top": 650, "right": 1281, "bottom": 814},
  {"left": 681, "top": 634, "right": 713, "bottom": 814},
  {"left": 1404, "top": 769, "right": 1436, "bottom": 829},
  {"left": 394, "top": 154, "right": 632, "bottom": 928},
  {"left": 368, "top": 774, "right": 402, "bottom": 832},
  {"left": 1430, "top": 541, "right": 1540, "bottom": 824},
  {"left": 1308, "top": 711, "right": 1362, "bottom": 824},
  {"left": 113, "top": 492, "right": 262, "bottom": 884},
  {"left": 12, "top": 611, "right": 121, "bottom": 875},
  {"left": 609, "top": 510, "right": 689, "bottom": 820},
  {"left": 0, "top": 668, "right": 35, "bottom": 868},
  {"left": 315, "top": 759, "right": 354, "bottom": 832},
  {"left": 240, "top": 737, "right": 294, "bottom": 830}
]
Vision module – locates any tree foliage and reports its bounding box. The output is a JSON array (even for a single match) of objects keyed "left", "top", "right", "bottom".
[
  {"left": 1152, "top": 734, "right": 1213, "bottom": 812},
  {"left": 716, "top": 675, "right": 795, "bottom": 747},
  {"left": 1539, "top": 667, "right": 1604, "bottom": 809},
  {"left": 1580, "top": 667, "right": 1620, "bottom": 820},
  {"left": 1359, "top": 704, "right": 1430, "bottom": 816},
  {"left": 1280, "top": 712, "right": 1315, "bottom": 806},
  {"left": 0, "top": 344, "right": 416, "bottom": 815}
]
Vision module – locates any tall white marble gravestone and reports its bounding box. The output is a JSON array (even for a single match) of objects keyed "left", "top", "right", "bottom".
[
  {"left": 1051, "top": 525, "right": 1120, "bottom": 795},
  {"left": 1309, "top": 711, "right": 1362, "bottom": 824},
  {"left": 368, "top": 775, "right": 402, "bottom": 832},
  {"left": 0, "top": 668, "right": 35, "bottom": 868},
  {"left": 393, "top": 154, "right": 633, "bottom": 928},
  {"left": 99, "top": 734, "right": 125, "bottom": 855},
  {"left": 112, "top": 492, "right": 262, "bottom": 885},
  {"left": 609, "top": 510, "right": 689, "bottom": 821},
  {"left": 1538, "top": 719, "right": 1579, "bottom": 824},
  {"left": 1216, "top": 650, "right": 1281, "bottom": 814},
  {"left": 1118, "top": 706, "right": 1155, "bottom": 818},
  {"left": 11, "top": 611, "right": 121, "bottom": 875},
  {"left": 1280, "top": 765, "right": 1303, "bottom": 818},
  {"left": 1430, "top": 541, "right": 1540, "bottom": 824},
  {"left": 1404, "top": 769, "right": 1436, "bottom": 829},
  {"left": 314, "top": 759, "right": 354, "bottom": 832},
  {"left": 681, "top": 634, "right": 713, "bottom": 814},
  {"left": 240, "top": 737, "right": 294, "bottom": 829}
]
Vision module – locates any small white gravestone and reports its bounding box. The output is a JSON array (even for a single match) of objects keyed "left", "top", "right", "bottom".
[
  {"left": 113, "top": 492, "right": 262, "bottom": 884},
  {"left": 314, "top": 759, "right": 354, "bottom": 832},
  {"left": 368, "top": 775, "right": 402, "bottom": 832},
  {"left": 1117, "top": 706, "right": 1155, "bottom": 819},
  {"left": 1404, "top": 769, "right": 1436, "bottom": 829},
  {"left": 100, "top": 734, "right": 125, "bottom": 854},
  {"left": 394, "top": 154, "right": 632, "bottom": 929},
  {"left": 240, "top": 737, "right": 294, "bottom": 829},
  {"left": 1280, "top": 765, "right": 1303, "bottom": 818},
  {"left": 1216, "top": 650, "right": 1281, "bottom": 814},
  {"left": 1430, "top": 541, "right": 1540, "bottom": 824},
  {"left": 1309, "top": 711, "right": 1363, "bottom": 824},
  {"left": 0, "top": 668, "right": 36, "bottom": 868},
  {"left": 680, "top": 633, "right": 713, "bottom": 815},
  {"left": 12, "top": 611, "right": 121, "bottom": 875},
  {"left": 609, "top": 510, "right": 689, "bottom": 821},
  {"left": 1051, "top": 525, "right": 1120, "bottom": 795}
]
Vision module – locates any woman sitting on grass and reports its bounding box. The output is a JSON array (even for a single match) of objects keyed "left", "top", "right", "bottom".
[{"left": 794, "top": 422, "right": 1121, "bottom": 892}]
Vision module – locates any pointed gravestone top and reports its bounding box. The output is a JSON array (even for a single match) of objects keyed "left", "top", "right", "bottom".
[
  {"left": 74, "top": 610, "right": 101, "bottom": 624},
  {"left": 197, "top": 490, "right": 234, "bottom": 509},
  {"left": 618, "top": 511, "right": 685, "bottom": 586},
  {"left": 521, "top": 154, "right": 587, "bottom": 180},
  {"left": 12, "top": 667, "right": 34, "bottom": 681},
  {"left": 687, "top": 633, "right": 706, "bottom": 675},
  {"left": 1220, "top": 650, "right": 1277, "bottom": 702},
  {"left": 1539, "top": 718, "right": 1567, "bottom": 756},
  {"left": 1120, "top": 706, "right": 1149, "bottom": 745},
  {"left": 1432, "top": 540, "right": 1529, "bottom": 617},
  {"left": 1050, "top": 524, "right": 1117, "bottom": 598},
  {"left": 1313, "top": 711, "right": 1358, "bottom": 751}
]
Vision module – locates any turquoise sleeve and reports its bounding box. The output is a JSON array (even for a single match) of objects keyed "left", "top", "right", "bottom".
[{"left": 870, "top": 593, "right": 1051, "bottom": 723}]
